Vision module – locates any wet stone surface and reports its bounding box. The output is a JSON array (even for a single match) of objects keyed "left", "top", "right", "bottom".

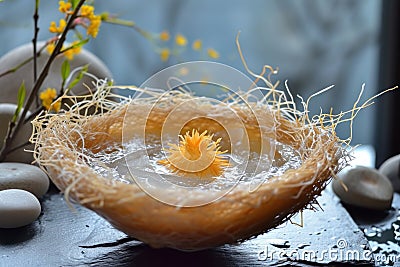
[
  {"left": 347, "top": 192, "right": 400, "bottom": 266},
  {"left": 0, "top": 185, "right": 375, "bottom": 267}
]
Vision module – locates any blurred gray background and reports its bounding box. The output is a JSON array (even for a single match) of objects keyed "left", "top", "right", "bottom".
[{"left": 0, "top": 0, "right": 381, "bottom": 148}]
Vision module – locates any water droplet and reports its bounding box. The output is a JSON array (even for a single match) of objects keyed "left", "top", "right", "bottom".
[
  {"left": 314, "top": 231, "right": 321, "bottom": 235},
  {"left": 372, "top": 226, "right": 382, "bottom": 232},
  {"left": 371, "top": 245, "right": 382, "bottom": 253},
  {"left": 364, "top": 228, "right": 377, "bottom": 237}
]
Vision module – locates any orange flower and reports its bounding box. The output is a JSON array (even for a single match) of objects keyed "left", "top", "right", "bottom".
[
  {"left": 87, "top": 15, "right": 101, "bottom": 38},
  {"left": 39, "top": 88, "right": 61, "bottom": 112},
  {"left": 158, "top": 130, "right": 230, "bottom": 178},
  {"left": 46, "top": 42, "right": 56, "bottom": 55},
  {"left": 46, "top": 41, "right": 81, "bottom": 60},
  {"left": 58, "top": 1, "right": 71, "bottom": 13},
  {"left": 192, "top": 39, "right": 202, "bottom": 51},
  {"left": 207, "top": 48, "right": 219, "bottom": 59},
  {"left": 160, "top": 48, "right": 170, "bottom": 62},
  {"left": 49, "top": 19, "right": 67, "bottom": 34},
  {"left": 175, "top": 34, "right": 187, "bottom": 46},
  {"left": 159, "top": 31, "right": 170, "bottom": 41},
  {"left": 63, "top": 41, "right": 82, "bottom": 60},
  {"left": 80, "top": 5, "right": 95, "bottom": 18}
]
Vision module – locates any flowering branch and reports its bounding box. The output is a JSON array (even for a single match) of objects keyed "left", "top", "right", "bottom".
[
  {"left": 0, "top": 0, "right": 222, "bottom": 162},
  {"left": 0, "top": 0, "right": 86, "bottom": 162}
]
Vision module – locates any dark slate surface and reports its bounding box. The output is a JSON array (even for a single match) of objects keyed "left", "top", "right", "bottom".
[
  {"left": 346, "top": 193, "right": 400, "bottom": 266},
  {"left": 0, "top": 185, "right": 375, "bottom": 267}
]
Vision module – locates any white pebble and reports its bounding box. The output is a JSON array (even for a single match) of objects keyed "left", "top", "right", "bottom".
[
  {"left": 0, "top": 103, "right": 33, "bottom": 163},
  {"left": 0, "top": 189, "right": 41, "bottom": 228},
  {"left": 332, "top": 166, "right": 393, "bottom": 210},
  {"left": 379, "top": 154, "right": 400, "bottom": 192},
  {"left": 0, "top": 163, "right": 49, "bottom": 198}
]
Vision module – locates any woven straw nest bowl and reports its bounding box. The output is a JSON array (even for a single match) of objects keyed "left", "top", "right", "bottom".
[{"left": 32, "top": 84, "right": 346, "bottom": 251}]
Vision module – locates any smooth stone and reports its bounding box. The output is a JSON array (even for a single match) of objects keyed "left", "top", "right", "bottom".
[
  {"left": 0, "top": 41, "right": 112, "bottom": 106},
  {"left": 332, "top": 166, "right": 393, "bottom": 210},
  {"left": 379, "top": 154, "right": 400, "bottom": 192},
  {"left": 0, "top": 162, "right": 49, "bottom": 198},
  {"left": 0, "top": 189, "right": 41, "bottom": 228},
  {"left": 0, "top": 103, "right": 33, "bottom": 163}
]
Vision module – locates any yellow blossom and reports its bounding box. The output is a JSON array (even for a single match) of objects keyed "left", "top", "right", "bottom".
[
  {"left": 46, "top": 42, "right": 56, "bottom": 55},
  {"left": 58, "top": 1, "right": 71, "bottom": 13},
  {"left": 175, "top": 34, "right": 187, "bottom": 46},
  {"left": 40, "top": 88, "right": 61, "bottom": 112},
  {"left": 160, "top": 48, "right": 170, "bottom": 62},
  {"left": 207, "top": 48, "right": 219, "bottom": 59},
  {"left": 49, "top": 19, "right": 67, "bottom": 34},
  {"left": 159, "top": 31, "right": 170, "bottom": 41},
  {"left": 192, "top": 39, "right": 202, "bottom": 51},
  {"left": 80, "top": 5, "right": 95, "bottom": 18},
  {"left": 51, "top": 100, "right": 62, "bottom": 112},
  {"left": 87, "top": 15, "right": 101, "bottom": 38},
  {"left": 46, "top": 41, "right": 81, "bottom": 60},
  {"left": 63, "top": 41, "right": 82, "bottom": 60}
]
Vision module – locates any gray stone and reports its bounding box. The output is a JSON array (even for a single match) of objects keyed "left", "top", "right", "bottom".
[
  {"left": 0, "top": 162, "right": 49, "bottom": 198},
  {"left": 379, "top": 154, "right": 400, "bottom": 192},
  {"left": 0, "top": 189, "right": 41, "bottom": 228},
  {"left": 332, "top": 166, "right": 394, "bottom": 210}
]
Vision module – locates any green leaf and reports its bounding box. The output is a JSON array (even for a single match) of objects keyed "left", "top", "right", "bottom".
[
  {"left": 60, "top": 39, "right": 89, "bottom": 54},
  {"left": 12, "top": 82, "right": 26, "bottom": 123},
  {"left": 68, "top": 65, "right": 88, "bottom": 89},
  {"left": 61, "top": 60, "right": 70, "bottom": 81},
  {"left": 71, "top": 0, "right": 79, "bottom": 9},
  {"left": 73, "top": 38, "right": 90, "bottom": 48},
  {"left": 72, "top": 38, "right": 89, "bottom": 48}
]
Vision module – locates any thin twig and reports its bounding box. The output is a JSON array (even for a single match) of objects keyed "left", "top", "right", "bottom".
[
  {"left": 1, "top": 121, "right": 15, "bottom": 160},
  {"left": 0, "top": 0, "right": 87, "bottom": 162},
  {"left": 33, "top": 0, "right": 40, "bottom": 82},
  {"left": 33, "top": 0, "right": 40, "bottom": 107},
  {"left": 103, "top": 18, "right": 152, "bottom": 39}
]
